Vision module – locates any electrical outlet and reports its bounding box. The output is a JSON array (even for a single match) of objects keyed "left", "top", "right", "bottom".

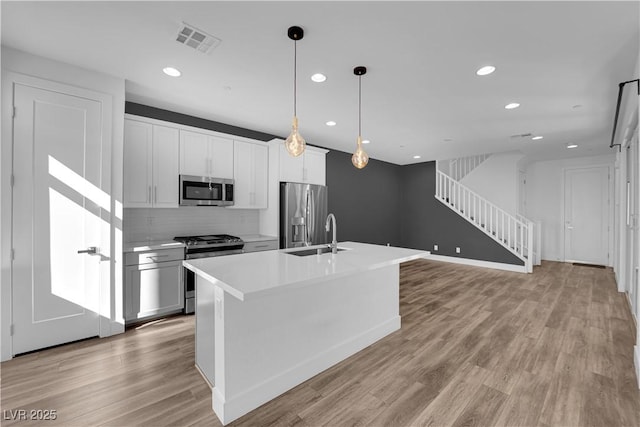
[
  {"left": 456, "top": 247, "right": 461, "bottom": 253},
  {"left": 433, "top": 244, "right": 438, "bottom": 251}
]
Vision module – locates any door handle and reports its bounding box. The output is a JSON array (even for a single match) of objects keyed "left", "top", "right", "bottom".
[{"left": 78, "top": 246, "right": 98, "bottom": 255}]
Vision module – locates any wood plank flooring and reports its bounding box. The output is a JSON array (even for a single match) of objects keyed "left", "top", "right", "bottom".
[{"left": 1, "top": 260, "right": 638, "bottom": 426}]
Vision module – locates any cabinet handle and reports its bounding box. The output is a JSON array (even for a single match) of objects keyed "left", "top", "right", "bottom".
[
  {"left": 148, "top": 186, "right": 152, "bottom": 203},
  {"left": 254, "top": 244, "right": 269, "bottom": 249},
  {"left": 154, "top": 186, "right": 157, "bottom": 204}
]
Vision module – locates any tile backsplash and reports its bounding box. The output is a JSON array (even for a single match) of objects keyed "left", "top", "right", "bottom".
[{"left": 124, "top": 207, "right": 260, "bottom": 242}]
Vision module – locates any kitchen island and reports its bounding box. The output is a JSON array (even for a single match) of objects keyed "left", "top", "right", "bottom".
[{"left": 184, "top": 242, "right": 428, "bottom": 425}]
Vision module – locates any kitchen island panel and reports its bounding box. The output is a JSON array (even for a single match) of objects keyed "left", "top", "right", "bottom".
[{"left": 203, "top": 265, "right": 399, "bottom": 425}]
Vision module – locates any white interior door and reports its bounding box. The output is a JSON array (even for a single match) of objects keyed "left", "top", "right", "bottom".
[
  {"left": 12, "top": 83, "right": 103, "bottom": 354},
  {"left": 564, "top": 166, "right": 610, "bottom": 265},
  {"left": 518, "top": 170, "right": 526, "bottom": 215}
]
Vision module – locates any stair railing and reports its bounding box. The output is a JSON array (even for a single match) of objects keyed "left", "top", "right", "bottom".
[
  {"left": 436, "top": 170, "right": 533, "bottom": 272},
  {"left": 448, "top": 153, "right": 491, "bottom": 181}
]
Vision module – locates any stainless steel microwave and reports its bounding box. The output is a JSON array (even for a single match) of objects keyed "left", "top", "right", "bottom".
[{"left": 179, "top": 175, "right": 234, "bottom": 206}]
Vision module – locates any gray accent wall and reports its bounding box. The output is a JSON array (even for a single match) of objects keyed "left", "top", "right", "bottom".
[
  {"left": 325, "top": 150, "right": 403, "bottom": 246},
  {"left": 399, "top": 161, "right": 524, "bottom": 265},
  {"left": 325, "top": 153, "right": 523, "bottom": 265}
]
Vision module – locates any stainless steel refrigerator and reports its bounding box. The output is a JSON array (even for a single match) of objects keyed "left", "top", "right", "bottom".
[{"left": 280, "top": 182, "right": 328, "bottom": 249}]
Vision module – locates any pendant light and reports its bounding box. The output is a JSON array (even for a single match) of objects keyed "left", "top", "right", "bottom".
[
  {"left": 352, "top": 66, "right": 369, "bottom": 169},
  {"left": 285, "top": 26, "right": 306, "bottom": 157}
]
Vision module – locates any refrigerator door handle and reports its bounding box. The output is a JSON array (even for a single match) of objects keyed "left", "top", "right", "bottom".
[
  {"left": 305, "top": 190, "right": 310, "bottom": 245},
  {"left": 309, "top": 192, "right": 315, "bottom": 245}
]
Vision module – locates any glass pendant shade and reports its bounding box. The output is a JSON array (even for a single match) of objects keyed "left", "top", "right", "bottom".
[
  {"left": 285, "top": 116, "right": 306, "bottom": 157},
  {"left": 351, "top": 135, "right": 369, "bottom": 169}
]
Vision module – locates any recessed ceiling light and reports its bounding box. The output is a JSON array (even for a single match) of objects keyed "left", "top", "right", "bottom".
[
  {"left": 325, "top": 121, "right": 336, "bottom": 127},
  {"left": 163, "top": 67, "right": 181, "bottom": 77},
  {"left": 362, "top": 139, "right": 370, "bottom": 144},
  {"left": 413, "top": 155, "right": 421, "bottom": 159},
  {"left": 567, "top": 144, "right": 578, "bottom": 149},
  {"left": 532, "top": 136, "right": 544, "bottom": 140},
  {"left": 505, "top": 103, "right": 520, "bottom": 110},
  {"left": 311, "top": 73, "right": 327, "bottom": 83},
  {"left": 476, "top": 65, "right": 496, "bottom": 76}
]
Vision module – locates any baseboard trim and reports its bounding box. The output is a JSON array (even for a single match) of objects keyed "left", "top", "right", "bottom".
[
  {"left": 426, "top": 254, "right": 527, "bottom": 273},
  {"left": 635, "top": 345, "right": 640, "bottom": 389},
  {"left": 213, "top": 316, "right": 401, "bottom": 425}
]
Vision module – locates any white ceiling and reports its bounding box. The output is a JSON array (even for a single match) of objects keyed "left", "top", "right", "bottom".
[{"left": 2, "top": 1, "right": 638, "bottom": 165}]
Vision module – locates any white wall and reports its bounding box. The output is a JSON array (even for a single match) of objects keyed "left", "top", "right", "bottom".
[
  {"left": 1, "top": 47, "right": 125, "bottom": 360},
  {"left": 526, "top": 153, "right": 615, "bottom": 263},
  {"left": 460, "top": 151, "right": 524, "bottom": 215},
  {"left": 124, "top": 208, "right": 259, "bottom": 242}
]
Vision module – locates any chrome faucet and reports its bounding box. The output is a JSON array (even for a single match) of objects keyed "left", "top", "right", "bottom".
[{"left": 325, "top": 213, "right": 338, "bottom": 254}]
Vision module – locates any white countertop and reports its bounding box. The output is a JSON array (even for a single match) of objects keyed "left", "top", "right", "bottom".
[
  {"left": 183, "top": 242, "right": 429, "bottom": 301},
  {"left": 124, "top": 239, "right": 185, "bottom": 252}
]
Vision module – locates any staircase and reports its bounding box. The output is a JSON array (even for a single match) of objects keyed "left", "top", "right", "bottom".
[{"left": 435, "top": 170, "right": 534, "bottom": 273}]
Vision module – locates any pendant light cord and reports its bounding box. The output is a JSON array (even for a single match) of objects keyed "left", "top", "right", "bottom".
[
  {"left": 293, "top": 40, "right": 297, "bottom": 117},
  {"left": 358, "top": 75, "right": 362, "bottom": 137}
]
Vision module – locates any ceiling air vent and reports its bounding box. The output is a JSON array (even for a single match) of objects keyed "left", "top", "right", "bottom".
[{"left": 176, "top": 22, "right": 221, "bottom": 54}]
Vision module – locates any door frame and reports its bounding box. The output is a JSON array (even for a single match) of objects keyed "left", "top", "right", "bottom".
[
  {"left": 561, "top": 164, "right": 614, "bottom": 266},
  {"left": 2, "top": 71, "right": 114, "bottom": 358}
]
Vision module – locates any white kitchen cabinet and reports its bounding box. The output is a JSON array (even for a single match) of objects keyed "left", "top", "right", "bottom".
[
  {"left": 124, "top": 248, "right": 184, "bottom": 323},
  {"left": 303, "top": 149, "right": 326, "bottom": 186},
  {"left": 278, "top": 144, "right": 327, "bottom": 186},
  {"left": 180, "top": 130, "right": 234, "bottom": 179},
  {"left": 124, "top": 120, "right": 152, "bottom": 207},
  {"left": 124, "top": 120, "right": 179, "bottom": 208},
  {"left": 232, "top": 140, "right": 268, "bottom": 209}
]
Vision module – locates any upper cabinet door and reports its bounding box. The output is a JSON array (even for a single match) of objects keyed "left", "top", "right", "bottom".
[
  {"left": 152, "top": 125, "right": 179, "bottom": 208},
  {"left": 124, "top": 120, "right": 153, "bottom": 207},
  {"left": 303, "top": 149, "right": 326, "bottom": 186},
  {"left": 252, "top": 143, "right": 269, "bottom": 208},
  {"left": 279, "top": 144, "right": 304, "bottom": 183},
  {"left": 232, "top": 140, "right": 253, "bottom": 208},
  {"left": 210, "top": 136, "right": 234, "bottom": 179},
  {"left": 180, "top": 130, "right": 210, "bottom": 176},
  {"left": 278, "top": 144, "right": 326, "bottom": 186},
  {"left": 232, "top": 141, "right": 268, "bottom": 209}
]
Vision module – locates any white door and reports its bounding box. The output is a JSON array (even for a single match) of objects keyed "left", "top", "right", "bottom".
[
  {"left": 564, "top": 166, "right": 610, "bottom": 265},
  {"left": 518, "top": 170, "right": 526, "bottom": 215},
  {"left": 12, "top": 83, "right": 103, "bottom": 354}
]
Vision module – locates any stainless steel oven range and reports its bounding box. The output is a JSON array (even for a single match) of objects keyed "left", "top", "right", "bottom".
[{"left": 173, "top": 234, "right": 244, "bottom": 314}]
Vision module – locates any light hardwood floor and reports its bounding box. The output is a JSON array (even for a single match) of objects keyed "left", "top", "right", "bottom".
[{"left": 2, "top": 260, "right": 639, "bottom": 426}]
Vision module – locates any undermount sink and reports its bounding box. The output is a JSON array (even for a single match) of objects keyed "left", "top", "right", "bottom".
[{"left": 287, "top": 246, "right": 347, "bottom": 257}]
